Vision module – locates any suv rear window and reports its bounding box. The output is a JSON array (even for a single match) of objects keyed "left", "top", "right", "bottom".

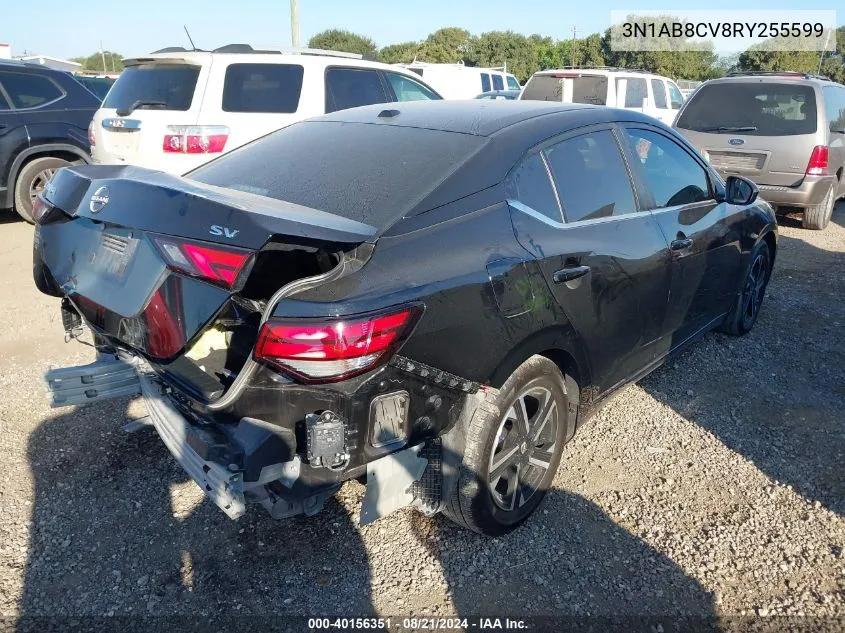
[
  {"left": 521, "top": 75, "right": 607, "bottom": 105},
  {"left": 676, "top": 82, "right": 818, "bottom": 136},
  {"left": 103, "top": 64, "right": 200, "bottom": 112},
  {"left": 222, "top": 63, "right": 303, "bottom": 113},
  {"left": 189, "top": 120, "right": 486, "bottom": 227}
]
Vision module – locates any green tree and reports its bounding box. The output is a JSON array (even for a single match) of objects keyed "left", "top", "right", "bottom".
[
  {"left": 308, "top": 29, "right": 377, "bottom": 57},
  {"left": 70, "top": 51, "right": 124, "bottom": 73},
  {"left": 417, "top": 27, "right": 472, "bottom": 63},
  {"left": 468, "top": 31, "right": 537, "bottom": 82},
  {"left": 379, "top": 41, "right": 420, "bottom": 64}
]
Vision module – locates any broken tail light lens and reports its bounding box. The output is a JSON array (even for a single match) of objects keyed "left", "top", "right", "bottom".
[
  {"left": 151, "top": 235, "right": 251, "bottom": 289},
  {"left": 254, "top": 305, "right": 424, "bottom": 383},
  {"left": 163, "top": 125, "right": 229, "bottom": 154},
  {"left": 806, "top": 145, "right": 829, "bottom": 176},
  {"left": 31, "top": 195, "right": 55, "bottom": 225}
]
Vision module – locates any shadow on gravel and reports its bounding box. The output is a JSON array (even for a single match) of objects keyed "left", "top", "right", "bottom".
[{"left": 641, "top": 200, "right": 845, "bottom": 517}]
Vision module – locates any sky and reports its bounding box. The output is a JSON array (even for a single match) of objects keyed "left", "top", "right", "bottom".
[{"left": 3, "top": 0, "right": 843, "bottom": 60}]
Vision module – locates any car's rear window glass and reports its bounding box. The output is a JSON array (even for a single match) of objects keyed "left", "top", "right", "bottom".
[
  {"left": 0, "top": 72, "right": 63, "bottom": 108},
  {"left": 103, "top": 64, "right": 199, "bottom": 111},
  {"left": 521, "top": 75, "right": 607, "bottom": 105},
  {"left": 676, "top": 82, "right": 818, "bottom": 136},
  {"left": 188, "top": 121, "right": 486, "bottom": 227},
  {"left": 222, "top": 63, "right": 303, "bottom": 113},
  {"left": 505, "top": 153, "right": 561, "bottom": 222}
]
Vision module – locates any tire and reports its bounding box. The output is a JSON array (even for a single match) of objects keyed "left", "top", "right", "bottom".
[
  {"left": 442, "top": 355, "right": 578, "bottom": 536},
  {"left": 13, "top": 157, "right": 70, "bottom": 224},
  {"left": 802, "top": 183, "right": 835, "bottom": 230},
  {"left": 718, "top": 240, "right": 772, "bottom": 336}
]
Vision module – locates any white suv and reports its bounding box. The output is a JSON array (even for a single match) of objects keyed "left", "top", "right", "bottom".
[
  {"left": 90, "top": 44, "right": 442, "bottom": 174},
  {"left": 519, "top": 67, "right": 685, "bottom": 125}
]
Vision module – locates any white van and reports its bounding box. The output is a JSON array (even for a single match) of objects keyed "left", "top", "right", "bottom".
[
  {"left": 519, "top": 67, "right": 685, "bottom": 125},
  {"left": 90, "top": 44, "right": 442, "bottom": 174},
  {"left": 396, "top": 62, "right": 520, "bottom": 100}
]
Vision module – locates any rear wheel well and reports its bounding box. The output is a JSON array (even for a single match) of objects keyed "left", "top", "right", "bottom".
[
  {"left": 19, "top": 150, "right": 85, "bottom": 171},
  {"left": 539, "top": 348, "right": 581, "bottom": 389}
]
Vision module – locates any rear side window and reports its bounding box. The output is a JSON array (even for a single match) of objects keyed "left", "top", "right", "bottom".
[
  {"left": 624, "top": 128, "right": 710, "bottom": 208},
  {"left": 325, "top": 68, "right": 389, "bottom": 113},
  {"left": 506, "top": 76, "right": 520, "bottom": 90},
  {"left": 384, "top": 72, "right": 441, "bottom": 102},
  {"left": 618, "top": 77, "right": 647, "bottom": 108},
  {"left": 651, "top": 79, "right": 667, "bottom": 108},
  {"left": 520, "top": 75, "right": 607, "bottom": 105},
  {"left": 505, "top": 153, "right": 561, "bottom": 222},
  {"left": 676, "top": 82, "right": 818, "bottom": 136},
  {"left": 0, "top": 72, "right": 63, "bottom": 109},
  {"left": 103, "top": 64, "right": 199, "bottom": 111},
  {"left": 667, "top": 82, "right": 684, "bottom": 109},
  {"left": 0, "top": 89, "right": 10, "bottom": 110},
  {"left": 544, "top": 130, "right": 637, "bottom": 222},
  {"left": 492, "top": 75, "right": 504, "bottom": 91},
  {"left": 222, "top": 63, "right": 304, "bottom": 113},
  {"left": 481, "top": 73, "right": 491, "bottom": 93},
  {"left": 822, "top": 86, "right": 845, "bottom": 133}
]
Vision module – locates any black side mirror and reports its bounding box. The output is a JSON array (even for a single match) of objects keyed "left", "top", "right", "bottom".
[{"left": 725, "top": 175, "right": 759, "bottom": 206}]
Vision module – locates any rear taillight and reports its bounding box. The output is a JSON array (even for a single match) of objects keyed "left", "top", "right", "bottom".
[
  {"left": 806, "top": 145, "right": 829, "bottom": 176},
  {"left": 254, "top": 306, "right": 423, "bottom": 383},
  {"left": 88, "top": 120, "right": 96, "bottom": 147},
  {"left": 151, "top": 235, "right": 251, "bottom": 289},
  {"left": 31, "top": 195, "right": 54, "bottom": 224},
  {"left": 163, "top": 125, "right": 229, "bottom": 154}
]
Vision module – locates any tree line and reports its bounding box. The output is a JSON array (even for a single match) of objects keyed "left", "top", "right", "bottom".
[{"left": 309, "top": 25, "right": 845, "bottom": 83}]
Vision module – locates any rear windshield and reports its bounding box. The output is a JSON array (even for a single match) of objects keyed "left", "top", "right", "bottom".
[
  {"left": 103, "top": 64, "right": 199, "bottom": 111},
  {"left": 521, "top": 75, "right": 607, "bottom": 105},
  {"left": 676, "top": 82, "right": 818, "bottom": 136},
  {"left": 188, "top": 121, "right": 487, "bottom": 227},
  {"left": 222, "top": 63, "right": 303, "bottom": 113}
]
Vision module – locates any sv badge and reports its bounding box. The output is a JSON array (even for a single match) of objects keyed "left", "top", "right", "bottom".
[{"left": 209, "top": 225, "right": 240, "bottom": 239}]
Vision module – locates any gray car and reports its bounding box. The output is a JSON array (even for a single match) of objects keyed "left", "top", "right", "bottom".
[{"left": 674, "top": 72, "right": 845, "bottom": 230}]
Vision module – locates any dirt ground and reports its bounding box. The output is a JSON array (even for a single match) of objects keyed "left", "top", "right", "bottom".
[{"left": 0, "top": 204, "right": 843, "bottom": 630}]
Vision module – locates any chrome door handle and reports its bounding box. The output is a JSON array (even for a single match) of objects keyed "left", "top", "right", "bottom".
[
  {"left": 670, "top": 238, "right": 693, "bottom": 251},
  {"left": 553, "top": 265, "right": 590, "bottom": 283}
]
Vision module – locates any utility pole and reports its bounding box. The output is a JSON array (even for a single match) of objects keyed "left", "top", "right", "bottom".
[
  {"left": 290, "top": 0, "right": 300, "bottom": 48},
  {"left": 100, "top": 40, "right": 106, "bottom": 73},
  {"left": 570, "top": 26, "right": 578, "bottom": 67}
]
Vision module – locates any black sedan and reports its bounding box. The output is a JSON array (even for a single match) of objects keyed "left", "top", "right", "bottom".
[{"left": 34, "top": 100, "right": 777, "bottom": 536}]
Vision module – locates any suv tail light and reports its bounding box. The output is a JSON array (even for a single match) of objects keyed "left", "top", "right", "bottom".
[
  {"left": 151, "top": 235, "right": 251, "bottom": 289},
  {"left": 88, "top": 120, "right": 96, "bottom": 147},
  {"left": 254, "top": 306, "right": 423, "bottom": 383},
  {"left": 163, "top": 125, "right": 229, "bottom": 154},
  {"left": 806, "top": 146, "right": 829, "bottom": 176}
]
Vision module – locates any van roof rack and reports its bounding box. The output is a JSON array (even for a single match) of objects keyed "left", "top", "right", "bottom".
[
  {"left": 726, "top": 70, "right": 831, "bottom": 81},
  {"left": 150, "top": 44, "right": 372, "bottom": 60},
  {"left": 546, "top": 66, "right": 653, "bottom": 74}
]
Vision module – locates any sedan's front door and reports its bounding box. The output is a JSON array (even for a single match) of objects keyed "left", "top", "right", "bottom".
[
  {"left": 621, "top": 125, "right": 744, "bottom": 345},
  {"left": 507, "top": 125, "right": 673, "bottom": 394}
]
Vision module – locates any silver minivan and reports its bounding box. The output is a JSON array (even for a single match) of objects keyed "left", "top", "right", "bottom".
[{"left": 674, "top": 72, "right": 845, "bottom": 230}]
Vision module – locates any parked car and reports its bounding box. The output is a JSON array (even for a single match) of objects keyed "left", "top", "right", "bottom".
[
  {"left": 34, "top": 101, "right": 776, "bottom": 536},
  {"left": 476, "top": 89, "right": 521, "bottom": 100},
  {"left": 519, "top": 67, "right": 685, "bottom": 125},
  {"left": 90, "top": 44, "right": 442, "bottom": 175},
  {"left": 674, "top": 71, "right": 845, "bottom": 230},
  {"left": 74, "top": 75, "right": 116, "bottom": 101},
  {"left": 0, "top": 59, "right": 99, "bottom": 222},
  {"left": 397, "top": 61, "right": 520, "bottom": 99}
]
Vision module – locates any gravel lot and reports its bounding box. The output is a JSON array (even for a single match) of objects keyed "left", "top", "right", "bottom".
[{"left": 0, "top": 205, "right": 843, "bottom": 629}]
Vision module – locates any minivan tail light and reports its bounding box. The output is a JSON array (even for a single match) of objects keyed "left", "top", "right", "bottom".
[
  {"left": 163, "top": 125, "right": 229, "bottom": 154},
  {"left": 254, "top": 306, "right": 423, "bottom": 383},
  {"left": 150, "top": 235, "right": 251, "bottom": 289},
  {"left": 806, "top": 146, "right": 829, "bottom": 176}
]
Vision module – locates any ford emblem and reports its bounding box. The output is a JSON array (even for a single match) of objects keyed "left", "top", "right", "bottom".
[
  {"left": 729, "top": 138, "right": 745, "bottom": 146},
  {"left": 89, "top": 186, "right": 110, "bottom": 213}
]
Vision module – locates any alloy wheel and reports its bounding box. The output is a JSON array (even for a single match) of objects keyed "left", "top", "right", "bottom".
[
  {"left": 742, "top": 251, "right": 768, "bottom": 328},
  {"left": 29, "top": 168, "right": 57, "bottom": 202}
]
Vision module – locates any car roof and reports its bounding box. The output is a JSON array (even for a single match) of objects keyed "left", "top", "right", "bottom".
[
  {"left": 697, "top": 73, "right": 836, "bottom": 87},
  {"left": 532, "top": 67, "right": 667, "bottom": 79},
  {"left": 314, "top": 100, "right": 598, "bottom": 137}
]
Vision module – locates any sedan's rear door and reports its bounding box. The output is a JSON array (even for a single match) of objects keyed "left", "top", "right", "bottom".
[{"left": 507, "top": 124, "right": 673, "bottom": 394}]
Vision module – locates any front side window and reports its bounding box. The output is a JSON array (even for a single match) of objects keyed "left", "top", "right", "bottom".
[
  {"left": 325, "top": 68, "right": 389, "bottom": 113},
  {"left": 543, "top": 129, "right": 637, "bottom": 223},
  {"left": 507, "top": 75, "right": 520, "bottom": 90},
  {"left": 667, "top": 82, "right": 684, "bottom": 110},
  {"left": 624, "top": 128, "right": 710, "bottom": 208},
  {"left": 0, "top": 72, "right": 63, "bottom": 109},
  {"left": 481, "top": 73, "right": 491, "bottom": 93},
  {"left": 493, "top": 75, "right": 504, "bottom": 91},
  {"left": 505, "top": 152, "right": 561, "bottom": 222},
  {"left": 222, "top": 63, "right": 304, "bottom": 113},
  {"left": 618, "top": 77, "right": 647, "bottom": 108},
  {"left": 651, "top": 79, "right": 667, "bottom": 109},
  {"left": 384, "top": 72, "right": 441, "bottom": 102}
]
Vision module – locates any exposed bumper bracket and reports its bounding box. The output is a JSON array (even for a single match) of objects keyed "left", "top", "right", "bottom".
[{"left": 44, "top": 357, "right": 141, "bottom": 408}]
